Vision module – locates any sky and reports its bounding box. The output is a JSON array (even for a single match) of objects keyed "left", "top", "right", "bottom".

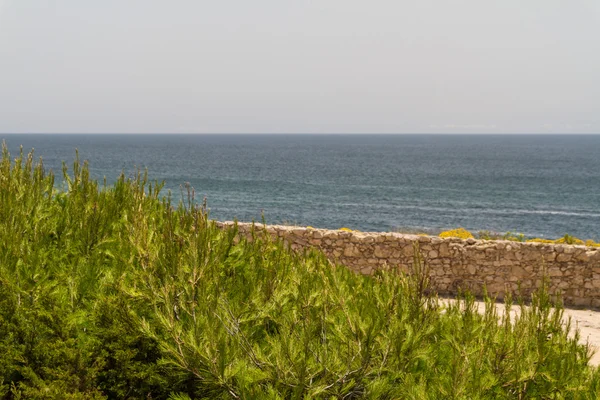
[{"left": 0, "top": 1, "right": 598, "bottom": 134}]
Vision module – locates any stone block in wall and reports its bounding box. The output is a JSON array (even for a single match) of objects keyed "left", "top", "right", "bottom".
[
  {"left": 510, "top": 265, "right": 526, "bottom": 278},
  {"left": 374, "top": 246, "right": 391, "bottom": 258},
  {"left": 402, "top": 245, "right": 414, "bottom": 257},
  {"left": 324, "top": 231, "right": 338, "bottom": 239},
  {"left": 556, "top": 253, "right": 572, "bottom": 262},
  {"left": 343, "top": 245, "right": 360, "bottom": 258},
  {"left": 438, "top": 243, "right": 450, "bottom": 257}
]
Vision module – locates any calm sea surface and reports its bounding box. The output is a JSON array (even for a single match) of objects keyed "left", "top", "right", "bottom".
[{"left": 2, "top": 134, "right": 600, "bottom": 240}]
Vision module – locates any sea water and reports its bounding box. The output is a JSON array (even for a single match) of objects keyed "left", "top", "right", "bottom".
[{"left": 2, "top": 134, "right": 599, "bottom": 240}]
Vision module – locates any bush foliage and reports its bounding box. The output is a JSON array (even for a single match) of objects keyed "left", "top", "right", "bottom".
[{"left": 1, "top": 144, "right": 600, "bottom": 399}]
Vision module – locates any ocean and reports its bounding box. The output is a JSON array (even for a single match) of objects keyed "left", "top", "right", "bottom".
[{"left": 2, "top": 134, "right": 599, "bottom": 240}]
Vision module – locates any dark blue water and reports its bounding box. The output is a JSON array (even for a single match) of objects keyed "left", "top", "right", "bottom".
[{"left": 2, "top": 134, "right": 599, "bottom": 240}]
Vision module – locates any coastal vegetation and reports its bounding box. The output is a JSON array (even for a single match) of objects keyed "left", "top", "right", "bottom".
[
  {"left": 1, "top": 145, "right": 600, "bottom": 398},
  {"left": 440, "top": 229, "right": 600, "bottom": 247},
  {"left": 379, "top": 227, "right": 599, "bottom": 247},
  {"left": 438, "top": 228, "right": 475, "bottom": 240}
]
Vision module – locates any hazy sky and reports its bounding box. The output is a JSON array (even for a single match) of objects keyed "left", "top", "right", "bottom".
[{"left": 0, "top": 1, "right": 598, "bottom": 134}]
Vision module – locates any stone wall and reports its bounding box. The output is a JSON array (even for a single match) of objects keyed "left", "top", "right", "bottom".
[{"left": 217, "top": 222, "right": 600, "bottom": 307}]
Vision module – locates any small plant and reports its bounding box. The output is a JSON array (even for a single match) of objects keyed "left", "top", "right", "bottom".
[
  {"left": 555, "top": 234, "right": 585, "bottom": 245},
  {"left": 339, "top": 227, "right": 354, "bottom": 232},
  {"left": 502, "top": 231, "right": 526, "bottom": 242},
  {"left": 477, "top": 230, "right": 502, "bottom": 240},
  {"left": 439, "top": 227, "right": 474, "bottom": 239}
]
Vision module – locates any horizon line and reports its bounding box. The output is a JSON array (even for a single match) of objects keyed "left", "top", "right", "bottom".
[{"left": 2, "top": 132, "right": 600, "bottom": 135}]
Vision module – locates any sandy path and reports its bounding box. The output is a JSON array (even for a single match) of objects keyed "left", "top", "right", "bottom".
[
  {"left": 562, "top": 308, "right": 600, "bottom": 366},
  {"left": 442, "top": 299, "right": 600, "bottom": 366}
]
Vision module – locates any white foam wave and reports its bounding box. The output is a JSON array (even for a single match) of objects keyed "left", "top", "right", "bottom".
[
  {"left": 511, "top": 209, "right": 600, "bottom": 218},
  {"left": 331, "top": 203, "right": 600, "bottom": 218}
]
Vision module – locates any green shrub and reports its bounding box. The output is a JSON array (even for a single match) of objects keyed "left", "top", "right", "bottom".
[{"left": 502, "top": 231, "right": 526, "bottom": 242}]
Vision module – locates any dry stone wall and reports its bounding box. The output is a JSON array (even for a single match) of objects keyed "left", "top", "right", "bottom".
[{"left": 217, "top": 222, "right": 600, "bottom": 307}]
